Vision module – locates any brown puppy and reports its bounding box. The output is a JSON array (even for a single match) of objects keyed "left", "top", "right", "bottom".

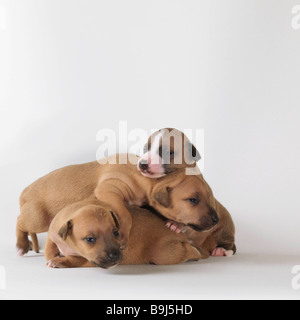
[
  {"left": 45, "top": 200, "right": 201, "bottom": 268},
  {"left": 186, "top": 200, "right": 237, "bottom": 258},
  {"left": 45, "top": 200, "right": 123, "bottom": 269},
  {"left": 150, "top": 166, "right": 236, "bottom": 256},
  {"left": 16, "top": 154, "right": 222, "bottom": 256},
  {"left": 151, "top": 167, "right": 220, "bottom": 232},
  {"left": 137, "top": 128, "right": 236, "bottom": 256},
  {"left": 138, "top": 128, "right": 201, "bottom": 178}
]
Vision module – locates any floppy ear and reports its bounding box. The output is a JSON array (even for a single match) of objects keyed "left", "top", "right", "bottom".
[
  {"left": 185, "top": 142, "right": 201, "bottom": 163},
  {"left": 58, "top": 220, "right": 73, "bottom": 240},
  {"left": 153, "top": 187, "right": 171, "bottom": 208}
]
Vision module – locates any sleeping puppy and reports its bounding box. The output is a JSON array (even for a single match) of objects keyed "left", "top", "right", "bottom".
[
  {"left": 45, "top": 200, "right": 201, "bottom": 268},
  {"left": 137, "top": 128, "right": 201, "bottom": 178}
]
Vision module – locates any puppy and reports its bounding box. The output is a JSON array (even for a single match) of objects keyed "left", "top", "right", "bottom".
[
  {"left": 150, "top": 166, "right": 236, "bottom": 256},
  {"left": 137, "top": 128, "right": 201, "bottom": 178},
  {"left": 45, "top": 200, "right": 123, "bottom": 269},
  {"left": 137, "top": 128, "right": 236, "bottom": 257},
  {"left": 168, "top": 201, "right": 236, "bottom": 258},
  {"left": 45, "top": 200, "right": 201, "bottom": 268},
  {"left": 16, "top": 155, "right": 222, "bottom": 256}
]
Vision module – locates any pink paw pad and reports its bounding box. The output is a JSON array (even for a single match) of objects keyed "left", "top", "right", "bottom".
[
  {"left": 16, "top": 248, "right": 25, "bottom": 257},
  {"left": 166, "top": 221, "right": 182, "bottom": 234},
  {"left": 46, "top": 260, "right": 58, "bottom": 268},
  {"left": 211, "top": 247, "right": 234, "bottom": 257}
]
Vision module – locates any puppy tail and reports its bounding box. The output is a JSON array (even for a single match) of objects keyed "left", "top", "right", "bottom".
[{"left": 29, "top": 233, "right": 39, "bottom": 253}]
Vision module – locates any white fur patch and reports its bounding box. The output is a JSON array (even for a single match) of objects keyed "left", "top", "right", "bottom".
[{"left": 225, "top": 250, "right": 234, "bottom": 257}]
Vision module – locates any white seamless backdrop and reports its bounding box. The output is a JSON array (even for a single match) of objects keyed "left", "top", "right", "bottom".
[{"left": 0, "top": 0, "right": 300, "bottom": 300}]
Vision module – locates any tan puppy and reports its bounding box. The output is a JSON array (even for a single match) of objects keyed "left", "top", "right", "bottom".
[
  {"left": 137, "top": 128, "right": 236, "bottom": 256},
  {"left": 45, "top": 200, "right": 201, "bottom": 268},
  {"left": 155, "top": 171, "right": 237, "bottom": 257},
  {"left": 45, "top": 200, "right": 123, "bottom": 269},
  {"left": 180, "top": 201, "right": 236, "bottom": 258},
  {"left": 138, "top": 128, "right": 201, "bottom": 178},
  {"left": 17, "top": 154, "right": 226, "bottom": 256}
]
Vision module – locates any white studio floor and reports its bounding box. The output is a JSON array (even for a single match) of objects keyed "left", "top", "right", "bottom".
[{"left": 0, "top": 238, "right": 299, "bottom": 300}]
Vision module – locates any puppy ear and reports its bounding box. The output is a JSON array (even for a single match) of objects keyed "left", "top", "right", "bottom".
[
  {"left": 185, "top": 142, "right": 201, "bottom": 163},
  {"left": 58, "top": 220, "right": 73, "bottom": 240},
  {"left": 153, "top": 187, "right": 171, "bottom": 208}
]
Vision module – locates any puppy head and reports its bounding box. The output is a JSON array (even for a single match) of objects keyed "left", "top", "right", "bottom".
[
  {"left": 58, "top": 205, "right": 123, "bottom": 269},
  {"left": 138, "top": 128, "right": 201, "bottom": 179},
  {"left": 152, "top": 174, "right": 219, "bottom": 232}
]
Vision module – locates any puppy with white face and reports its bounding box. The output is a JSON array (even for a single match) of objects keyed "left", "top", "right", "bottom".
[{"left": 137, "top": 128, "right": 201, "bottom": 179}]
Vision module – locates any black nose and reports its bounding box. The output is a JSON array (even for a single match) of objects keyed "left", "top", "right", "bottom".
[
  {"left": 139, "top": 160, "right": 149, "bottom": 171},
  {"left": 107, "top": 249, "right": 122, "bottom": 262},
  {"left": 209, "top": 209, "right": 219, "bottom": 226}
]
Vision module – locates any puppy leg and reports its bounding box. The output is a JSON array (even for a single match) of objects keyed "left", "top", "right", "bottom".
[
  {"left": 47, "top": 256, "right": 96, "bottom": 269},
  {"left": 214, "top": 201, "right": 236, "bottom": 256},
  {"left": 16, "top": 226, "right": 31, "bottom": 257},
  {"left": 44, "top": 238, "right": 61, "bottom": 262},
  {"left": 151, "top": 240, "right": 201, "bottom": 265},
  {"left": 29, "top": 233, "right": 39, "bottom": 253},
  {"left": 201, "top": 232, "right": 236, "bottom": 258},
  {"left": 16, "top": 203, "right": 51, "bottom": 255},
  {"left": 181, "top": 243, "right": 202, "bottom": 263},
  {"left": 45, "top": 238, "right": 95, "bottom": 268},
  {"left": 202, "top": 201, "right": 237, "bottom": 258}
]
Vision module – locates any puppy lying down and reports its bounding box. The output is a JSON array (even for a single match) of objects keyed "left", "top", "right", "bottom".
[{"left": 45, "top": 200, "right": 202, "bottom": 268}]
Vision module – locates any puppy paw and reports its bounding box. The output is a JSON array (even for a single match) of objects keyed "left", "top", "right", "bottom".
[
  {"left": 166, "top": 221, "right": 182, "bottom": 234},
  {"left": 46, "top": 257, "right": 69, "bottom": 269},
  {"left": 16, "top": 243, "right": 32, "bottom": 257},
  {"left": 16, "top": 247, "right": 26, "bottom": 257},
  {"left": 225, "top": 250, "right": 234, "bottom": 257},
  {"left": 210, "top": 247, "right": 234, "bottom": 257}
]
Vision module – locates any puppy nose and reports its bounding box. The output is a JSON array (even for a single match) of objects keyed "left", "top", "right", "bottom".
[
  {"left": 107, "top": 249, "right": 122, "bottom": 261},
  {"left": 209, "top": 209, "right": 219, "bottom": 226},
  {"left": 139, "top": 160, "right": 149, "bottom": 171}
]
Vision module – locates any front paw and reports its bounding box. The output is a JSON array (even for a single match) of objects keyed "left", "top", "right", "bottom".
[
  {"left": 46, "top": 257, "right": 69, "bottom": 269},
  {"left": 166, "top": 221, "right": 183, "bottom": 234},
  {"left": 210, "top": 247, "right": 234, "bottom": 257}
]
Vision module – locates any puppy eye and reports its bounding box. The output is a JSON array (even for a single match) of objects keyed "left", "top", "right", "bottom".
[
  {"left": 188, "top": 198, "right": 200, "bottom": 205},
  {"left": 113, "top": 230, "right": 120, "bottom": 238},
  {"left": 85, "top": 237, "right": 96, "bottom": 244},
  {"left": 143, "top": 144, "right": 149, "bottom": 154},
  {"left": 169, "top": 151, "right": 175, "bottom": 157},
  {"left": 163, "top": 150, "right": 175, "bottom": 157}
]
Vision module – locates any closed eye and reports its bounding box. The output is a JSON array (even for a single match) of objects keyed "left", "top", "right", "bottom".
[
  {"left": 110, "top": 211, "right": 120, "bottom": 230},
  {"left": 166, "top": 150, "right": 175, "bottom": 158},
  {"left": 160, "top": 147, "right": 175, "bottom": 159}
]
